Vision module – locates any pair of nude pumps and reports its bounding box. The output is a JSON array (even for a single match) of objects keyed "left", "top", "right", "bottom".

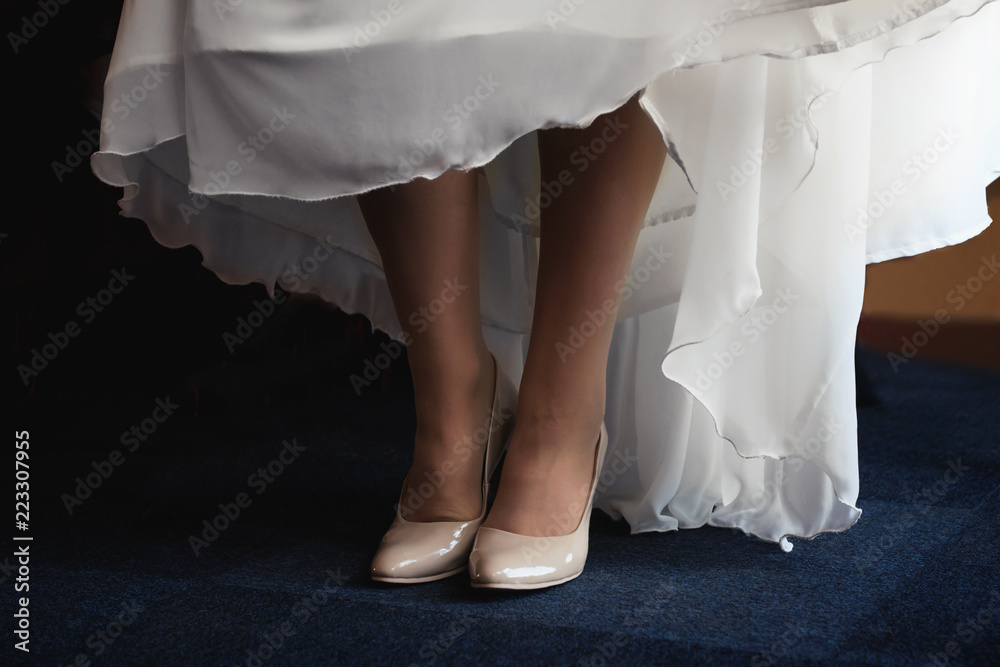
[{"left": 370, "top": 354, "right": 608, "bottom": 590}]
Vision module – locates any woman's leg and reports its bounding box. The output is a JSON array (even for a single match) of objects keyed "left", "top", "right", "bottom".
[
  {"left": 357, "top": 171, "right": 495, "bottom": 522},
  {"left": 483, "top": 94, "right": 668, "bottom": 536}
]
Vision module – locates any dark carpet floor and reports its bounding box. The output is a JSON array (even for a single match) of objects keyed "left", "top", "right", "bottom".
[{"left": 7, "top": 249, "right": 1000, "bottom": 666}]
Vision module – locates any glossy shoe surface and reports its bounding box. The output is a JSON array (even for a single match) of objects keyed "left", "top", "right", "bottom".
[
  {"left": 370, "top": 354, "right": 517, "bottom": 583},
  {"left": 368, "top": 483, "right": 482, "bottom": 583},
  {"left": 468, "top": 421, "right": 609, "bottom": 590}
]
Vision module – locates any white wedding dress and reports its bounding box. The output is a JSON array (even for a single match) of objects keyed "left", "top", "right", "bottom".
[{"left": 92, "top": 1, "right": 1000, "bottom": 551}]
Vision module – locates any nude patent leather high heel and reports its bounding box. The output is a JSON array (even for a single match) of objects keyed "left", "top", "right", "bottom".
[
  {"left": 468, "top": 421, "right": 608, "bottom": 590},
  {"left": 370, "top": 354, "right": 517, "bottom": 583}
]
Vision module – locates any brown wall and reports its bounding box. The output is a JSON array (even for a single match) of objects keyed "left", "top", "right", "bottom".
[{"left": 862, "top": 179, "right": 1000, "bottom": 322}]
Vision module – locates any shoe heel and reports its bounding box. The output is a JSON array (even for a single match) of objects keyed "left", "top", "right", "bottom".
[
  {"left": 370, "top": 353, "right": 518, "bottom": 583},
  {"left": 469, "top": 421, "right": 609, "bottom": 590}
]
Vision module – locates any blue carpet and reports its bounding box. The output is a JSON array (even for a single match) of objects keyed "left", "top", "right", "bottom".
[{"left": 8, "top": 253, "right": 999, "bottom": 666}]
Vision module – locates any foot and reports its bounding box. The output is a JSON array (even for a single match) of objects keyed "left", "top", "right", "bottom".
[
  {"left": 397, "top": 350, "right": 498, "bottom": 522},
  {"left": 481, "top": 412, "right": 604, "bottom": 537}
]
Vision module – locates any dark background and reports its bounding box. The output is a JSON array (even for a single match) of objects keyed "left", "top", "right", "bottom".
[
  {"left": 6, "top": 3, "right": 420, "bottom": 660},
  {"left": 5, "top": 2, "right": 999, "bottom": 665}
]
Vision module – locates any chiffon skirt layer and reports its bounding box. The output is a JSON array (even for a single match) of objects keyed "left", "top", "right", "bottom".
[{"left": 92, "top": 0, "right": 1000, "bottom": 550}]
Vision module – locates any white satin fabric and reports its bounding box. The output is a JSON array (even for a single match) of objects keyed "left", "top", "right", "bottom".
[{"left": 92, "top": 1, "right": 1000, "bottom": 550}]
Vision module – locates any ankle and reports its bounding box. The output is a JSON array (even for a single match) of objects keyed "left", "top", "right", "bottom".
[
  {"left": 512, "top": 389, "right": 605, "bottom": 440},
  {"left": 412, "top": 351, "right": 495, "bottom": 429},
  {"left": 517, "top": 364, "right": 605, "bottom": 418}
]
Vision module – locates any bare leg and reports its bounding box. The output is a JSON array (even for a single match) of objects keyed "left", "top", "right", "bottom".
[
  {"left": 482, "top": 94, "right": 668, "bottom": 536},
  {"left": 357, "top": 171, "right": 495, "bottom": 522}
]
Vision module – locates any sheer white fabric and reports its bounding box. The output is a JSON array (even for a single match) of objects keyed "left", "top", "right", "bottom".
[{"left": 92, "top": 0, "right": 1000, "bottom": 550}]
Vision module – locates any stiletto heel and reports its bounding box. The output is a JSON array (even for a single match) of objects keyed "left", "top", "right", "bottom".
[
  {"left": 468, "top": 421, "right": 608, "bottom": 590},
  {"left": 370, "top": 353, "right": 517, "bottom": 583}
]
